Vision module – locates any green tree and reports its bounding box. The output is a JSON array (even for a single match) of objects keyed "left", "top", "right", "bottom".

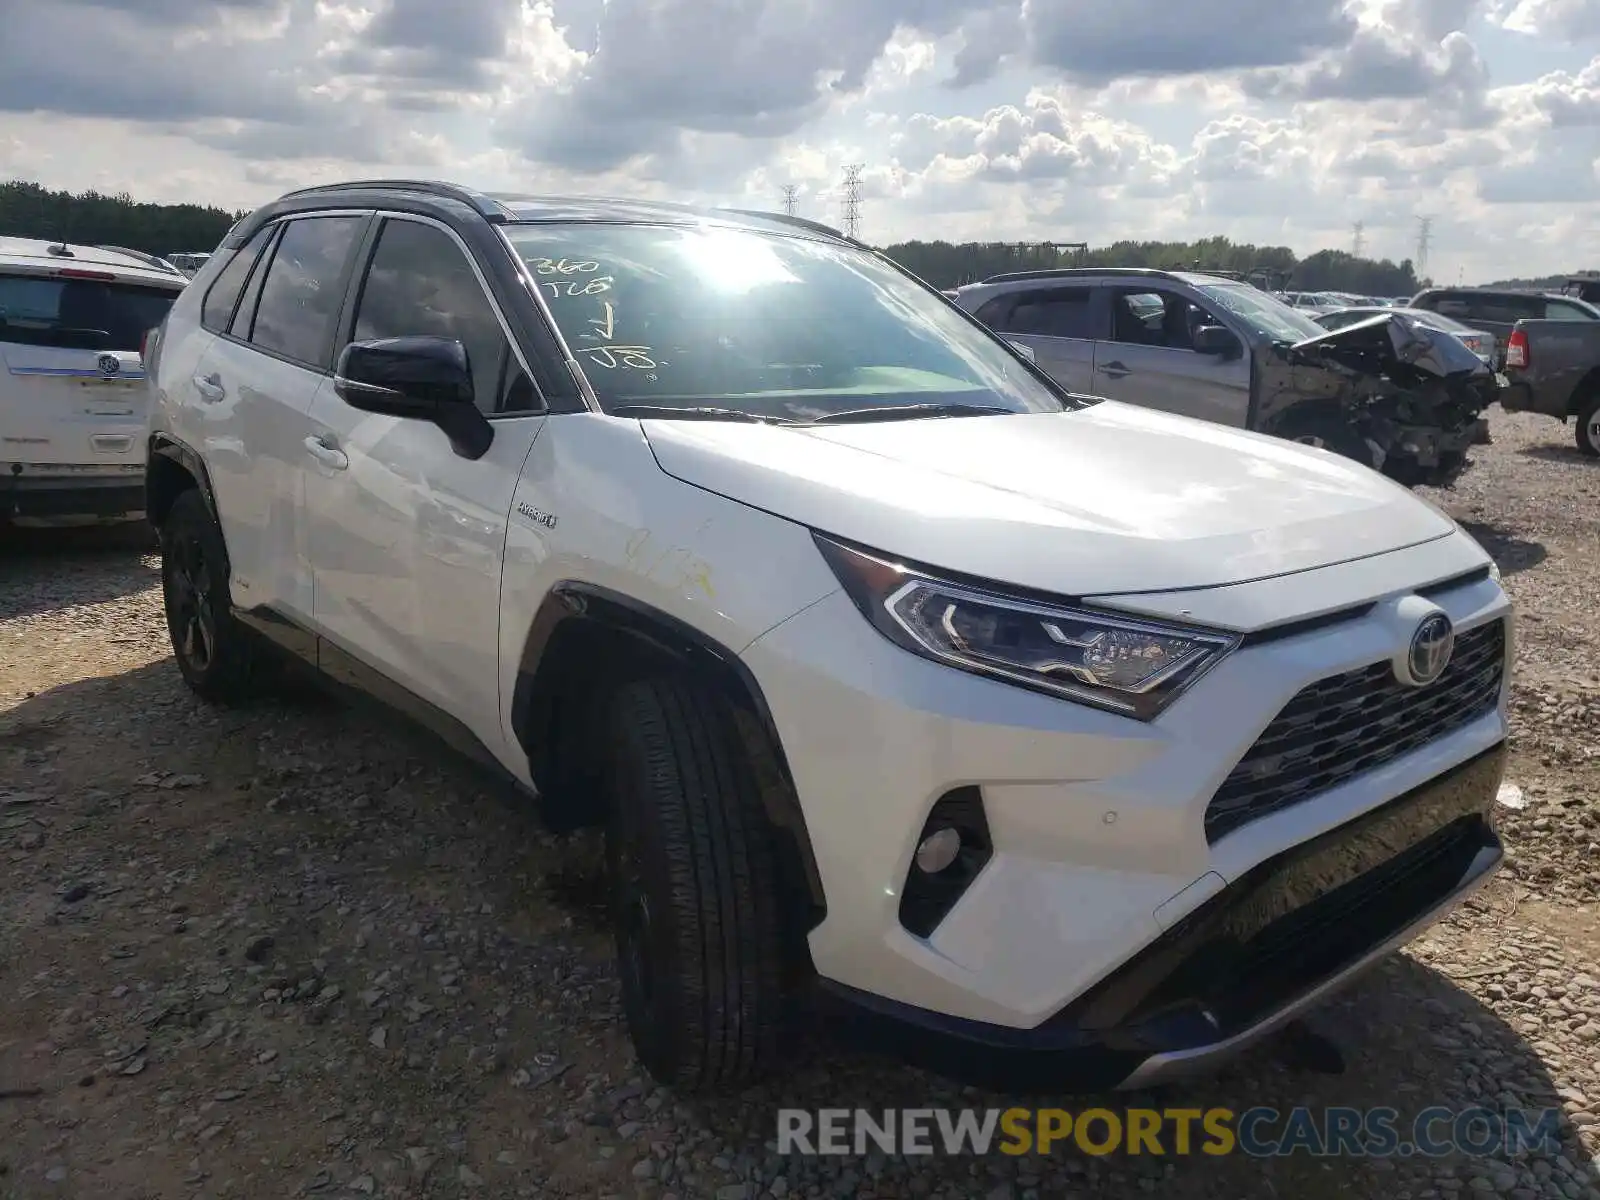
[
  {"left": 880, "top": 234, "right": 1420, "bottom": 296},
  {"left": 0, "top": 179, "right": 246, "bottom": 257}
]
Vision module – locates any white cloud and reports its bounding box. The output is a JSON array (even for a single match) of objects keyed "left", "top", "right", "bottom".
[{"left": 0, "top": 0, "right": 1598, "bottom": 279}]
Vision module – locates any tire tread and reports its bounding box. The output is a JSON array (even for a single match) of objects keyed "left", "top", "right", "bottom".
[{"left": 607, "top": 674, "right": 791, "bottom": 1091}]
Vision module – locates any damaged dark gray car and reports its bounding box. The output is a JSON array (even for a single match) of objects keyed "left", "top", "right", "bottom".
[
  {"left": 1270, "top": 310, "right": 1498, "bottom": 487},
  {"left": 950, "top": 267, "right": 1499, "bottom": 488}
]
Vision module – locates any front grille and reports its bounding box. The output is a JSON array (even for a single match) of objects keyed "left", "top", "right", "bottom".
[{"left": 1204, "top": 618, "right": 1505, "bottom": 842}]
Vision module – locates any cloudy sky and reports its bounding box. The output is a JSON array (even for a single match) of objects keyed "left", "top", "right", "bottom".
[{"left": 1, "top": 0, "right": 1597, "bottom": 280}]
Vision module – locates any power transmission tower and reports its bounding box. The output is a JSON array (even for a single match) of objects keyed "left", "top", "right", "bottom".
[
  {"left": 1416, "top": 215, "right": 1433, "bottom": 279},
  {"left": 1351, "top": 221, "right": 1365, "bottom": 259},
  {"left": 840, "top": 164, "right": 864, "bottom": 240},
  {"left": 781, "top": 185, "right": 798, "bottom": 217}
]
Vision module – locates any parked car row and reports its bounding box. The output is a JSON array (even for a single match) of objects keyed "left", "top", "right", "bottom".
[
  {"left": 949, "top": 267, "right": 1498, "bottom": 488},
  {"left": 1277, "top": 290, "right": 1408, "bottom": 315}
]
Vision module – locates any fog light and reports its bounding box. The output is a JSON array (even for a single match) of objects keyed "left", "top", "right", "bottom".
[{"left": 914, "top": 828, "right": 962, "bottom": 874}]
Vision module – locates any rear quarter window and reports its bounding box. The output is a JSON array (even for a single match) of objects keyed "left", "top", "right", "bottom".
[
  {"left": 201, "top": 227, "right": 274, "bottom": 332},
  {"left": 0, "top": 273, "right": 182, "bottom": 351}
]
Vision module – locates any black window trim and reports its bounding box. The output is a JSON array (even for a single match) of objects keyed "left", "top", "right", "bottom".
[
  {"left": 338, "top": 212, "right": 550, "bottom": 419},
  {"left": 200, "top": 224, "right": 276, "bottom": 336},
  {"left": 226, "top": 221, "right": 285, "bottom": 343},
  {"left": 215, "top": 208, "right": 375, "bottom": 376}
]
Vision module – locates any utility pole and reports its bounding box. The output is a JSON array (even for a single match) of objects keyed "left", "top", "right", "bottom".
[
  {"left": 1351, "top": 221, "right": 1365, "bottom": 259},
  {"left": 780, "top": 185, "right": 798, "bottom": 217},
  {"left": 840, "top": 164, "right": 864, "bottom": 240},
  {"left": 1416, "top": 215, "right": 1433, "bottom": 280}
]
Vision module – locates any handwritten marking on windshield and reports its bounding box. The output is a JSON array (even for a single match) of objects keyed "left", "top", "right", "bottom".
[
  {"left": 532, "top": 261, "right": 659, "bottom": 371},
  {"left": 541, "top": 277, "right": 612, "bottom": 300},
  {"left": 578, "top": 345, "right": 657, "bottom": 370},
  {"left": 531, "top": 258, "right": 600, "bottom": 276}
]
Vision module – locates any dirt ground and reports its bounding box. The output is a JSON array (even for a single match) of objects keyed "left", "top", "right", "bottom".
[{"left": 2, "top": 409, "right": 1598, "bottom": 1200}]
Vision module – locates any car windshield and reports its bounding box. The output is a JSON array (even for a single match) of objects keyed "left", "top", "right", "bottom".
[
  {"left": 501, "top": 223, "right": 1073, "bottom": 421},
  {"left": 0, "top": 273, "right": 181, "bottom": 351},
  {"left": 1191, "top": 281, "right": 1328, "bottom": 343}
]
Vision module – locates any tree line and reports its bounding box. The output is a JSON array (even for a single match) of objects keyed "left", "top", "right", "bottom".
[
  {"left": 1481, "top": 272, "right": 1595, "bottom": 290},
  {"left": 880, "top": 236, "right": 1425, "bottom": 297},
  {"left": 0, "top": 178, "right": 1440, "bottom": 297},
  {"left": 0, "top": 180, "right": 244, "bottom": 257}
]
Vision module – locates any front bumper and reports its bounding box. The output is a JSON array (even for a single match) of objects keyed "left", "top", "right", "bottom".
[
  {"left": 1, "top": 469, "right": 145, "bottom": 520},
  {"left": 742, "top": 534, "right": 1511, "bottom": 1066},
  {"left": 818, "top": 744, "right": 1503, "bottom": 1092}
]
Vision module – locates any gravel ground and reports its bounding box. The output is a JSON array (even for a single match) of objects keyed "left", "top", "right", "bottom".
[{"left": 1, "top": 409, "right": 1598, "bottom": 1200}]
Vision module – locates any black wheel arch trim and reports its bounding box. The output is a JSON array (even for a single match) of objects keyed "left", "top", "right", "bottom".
[
  {"left": 513, "top": 582, "right": 827, "bottom": 925},
  {"left": 146, "top": 433, "right": 223, "bottom": 536}
]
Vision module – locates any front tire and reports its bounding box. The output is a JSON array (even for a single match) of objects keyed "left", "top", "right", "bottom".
[
  {"left": 1280, "top": 411, "right": 1377, "bottom": 469},
  {"left": 159, "top": 489, "right": 268, "bottom": 704},
  {"left": 1575, "top": 392, "right": 1600, "bottom": 458},
  {"left": 602, "top": 675, "right": 796, "bottom": 1092}
]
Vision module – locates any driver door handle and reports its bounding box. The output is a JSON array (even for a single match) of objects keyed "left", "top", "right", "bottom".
[
  {"left": 304, "top": 435, "right": 349, "bottom": 471},
  {"left": 1097, "top": 360, "right": 1131, "bottom": 379},
  {"left": 192, "top": 372, "right": 225, "bottom": 402}
]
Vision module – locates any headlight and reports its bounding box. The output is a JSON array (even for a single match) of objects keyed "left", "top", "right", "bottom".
[{"left": 813, "top": 534, "right": 1240, "bottom": 720}]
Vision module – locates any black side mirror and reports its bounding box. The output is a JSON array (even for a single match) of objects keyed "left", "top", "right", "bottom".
[
  {"left": 333, "top": 336, "right": 493, "bottom": 459},
  {"left": 1192, "top": 324, "right": 1242, "bottom": 358}
]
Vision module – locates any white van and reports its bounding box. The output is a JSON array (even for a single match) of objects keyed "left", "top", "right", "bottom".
[
  {"left": 1, "top": 237, "right": 186, "bottom": 523},
  {"left": 167, "top": 252, "right": 212, "bottom": 278}
]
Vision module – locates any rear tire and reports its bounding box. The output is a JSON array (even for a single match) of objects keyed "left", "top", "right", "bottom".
[
  {"left": 1575, "top": 392, "right": 1600, "bottom": 459},
  {"left": 602, "top": 675, "right": 796, "bottom": 1092},
  {"left": 159, "top": 489, "right": 269, "bottom": 704}
]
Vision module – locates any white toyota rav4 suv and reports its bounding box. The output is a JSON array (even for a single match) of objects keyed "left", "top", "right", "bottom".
[
  {"left": 144, "top": 181, "right": 1512, "bottom": 1095},
  {"left": 2, "top": 237, "right": 186, "bottom": 522}
]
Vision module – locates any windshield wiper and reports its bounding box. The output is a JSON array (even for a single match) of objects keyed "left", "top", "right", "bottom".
[
  {"left": 609, "top": 405, "right": 796, "bottom": 424},
  {"left": 807, "top": 403, "right": 1016, "bottom": 425}
]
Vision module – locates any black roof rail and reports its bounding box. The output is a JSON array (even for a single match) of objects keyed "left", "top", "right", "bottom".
[
  {"left": 978, "top": 266, "right": 1184, "bottom": 286},
  {"left": 715, "top": 207, "right": 855, "bottom": 243},
  {"left": 276, "top": 179, "right": 516, "bottom": 223},
  {"left": 93, "top": 245, "right": 186, "bottom": 275}
]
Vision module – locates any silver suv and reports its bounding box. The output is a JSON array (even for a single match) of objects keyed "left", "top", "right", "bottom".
[{"left": 953, "top": 268, "right": 1499, "bottom": 489}]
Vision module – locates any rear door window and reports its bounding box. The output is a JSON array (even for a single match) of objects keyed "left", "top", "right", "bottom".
[
  {"left": 245, "top": 215, "right": 366, "bottom": 370},
  {"left": 202, "top": 227, "right": 274, "bottom": 332},
  {"left": 0, "top": 273, "right": 181, "bottom": 351},
  {"left": 991, "top": 287, "right": 1098, "bottom": 339}
]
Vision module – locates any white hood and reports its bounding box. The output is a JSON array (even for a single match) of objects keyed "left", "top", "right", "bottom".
[{"left": 639, "top": 401, "right": 1456, "bottom": 597}]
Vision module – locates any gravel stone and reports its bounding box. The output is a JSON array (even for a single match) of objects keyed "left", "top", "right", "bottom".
[{"left": 1, "top": 420, "right": 1598, "bottom": 1197}]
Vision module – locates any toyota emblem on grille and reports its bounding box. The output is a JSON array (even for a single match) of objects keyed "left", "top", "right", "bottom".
[
  {"left": 97, "top": 354, "right": 121, "bottom": 377},
  {"left": 1405, "top": 613, "right": 1455, "bottom": 686}
]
